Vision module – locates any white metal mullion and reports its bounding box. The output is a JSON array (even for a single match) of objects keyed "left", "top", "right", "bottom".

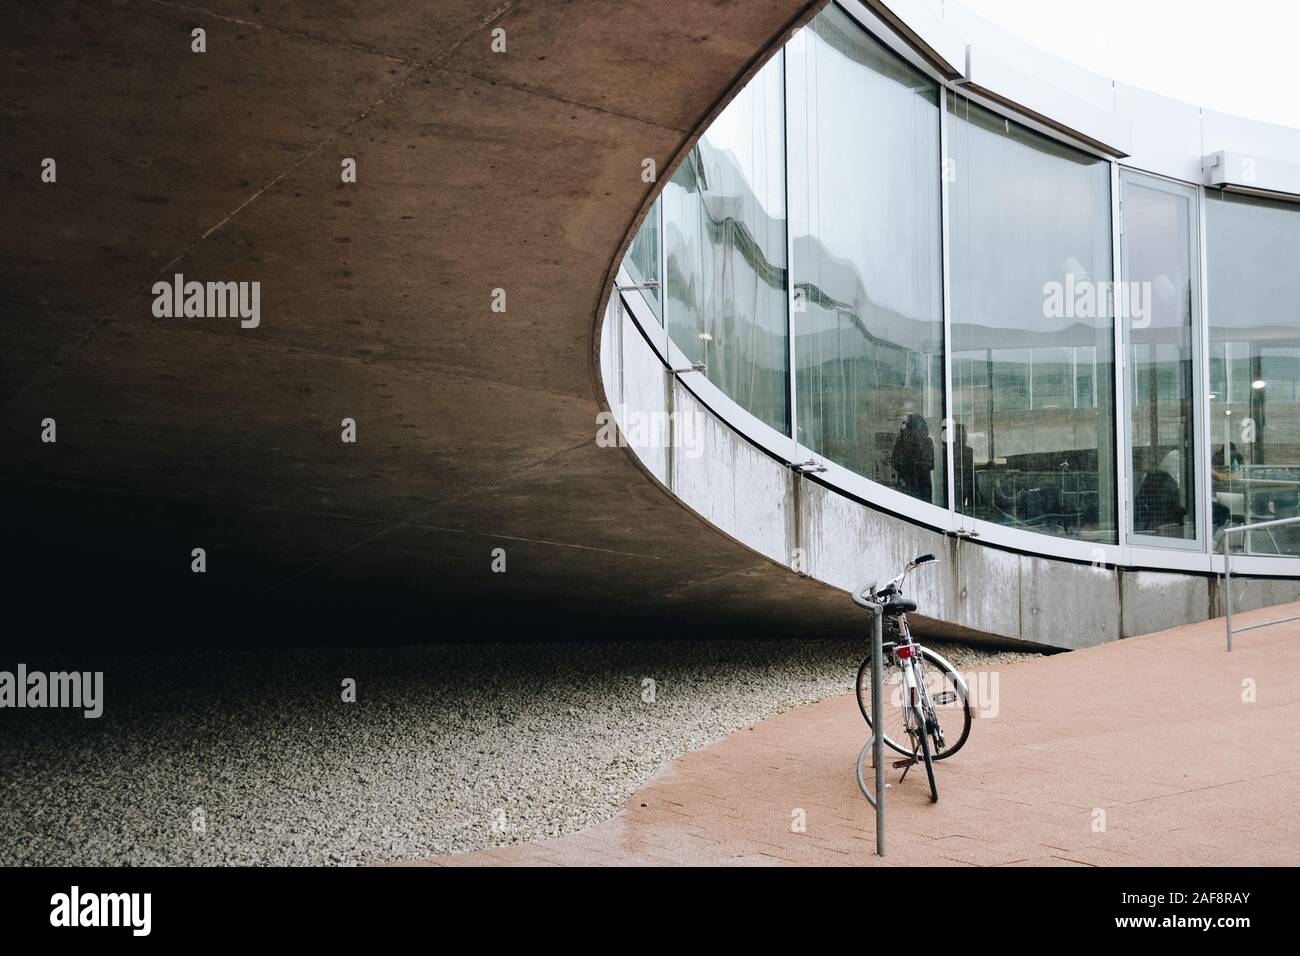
[
  {"left": 1112, "top": 160, "right": 1130, "bottom": 564},
  {"left": 1188, "top": 183, "right": 1209, "bottom": 554},
  {"left": 782, "top": 45, "right": 798, "bottom": 463},
  {"left": 940, "top": 84, "right": 957, "bottom": 525},
  {"left": 1198, "top": 184, "right": 1217, "bottom": 566}
]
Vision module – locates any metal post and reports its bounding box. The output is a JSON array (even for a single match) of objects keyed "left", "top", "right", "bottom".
[
  {"left": 1224, "top": 541, "right": 1234, "bottom": 653},
  {"left": 871, "top": 605, "right": 885, "bottom": 857},
  {"left": 616, "top": 295, "right": 625, "bottom": 409}
]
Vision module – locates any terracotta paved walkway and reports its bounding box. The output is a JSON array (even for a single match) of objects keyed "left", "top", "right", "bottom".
[{"left": 416, "top": 605, "right": 1300, "bottom": 866}]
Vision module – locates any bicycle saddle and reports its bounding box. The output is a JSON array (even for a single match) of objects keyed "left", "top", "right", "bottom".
[{"left": 881, "top": 598, "right": 917, "bottom": 616}]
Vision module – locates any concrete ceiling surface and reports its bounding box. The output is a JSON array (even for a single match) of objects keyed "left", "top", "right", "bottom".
[{"left": 0, "top": 0, "right": 865, "bottom": 648}]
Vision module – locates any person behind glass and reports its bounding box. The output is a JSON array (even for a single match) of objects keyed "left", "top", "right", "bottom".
[
  {"left": 1212, "top": 442, "right": 1245, "bottom": 473},
  {"left": 891, "top": 409, "right": 935, "bottom": 502},
  {"left": 954, "top": 423, "right": 975, "bottom": 511},
  {"left": 1210, "top": 442, "right": 1245, "bottom": 530}
]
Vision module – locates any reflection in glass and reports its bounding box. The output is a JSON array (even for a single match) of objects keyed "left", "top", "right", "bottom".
[
  {"left": 1121, "top": 175, "right": 1198, "bottom": 543},
  {"left": 664, "top": 55, "right": 789, "bottom": 434},
  {"left": 948, "top": 97, "right": 1116, "bottom": 542},
  {"left": 788, "top": 5, "right": 945, "bottom": 506},
  {"left": 1207, "top": 192, "right": 1300, "bottom": 556},
  {"left": 626, "top": 199, "right": 662, "bottom": 319}
]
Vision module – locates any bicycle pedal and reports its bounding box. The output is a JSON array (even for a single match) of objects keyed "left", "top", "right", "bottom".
[{"left": 891, "top": 758, "right": 917, "bottom": 769}]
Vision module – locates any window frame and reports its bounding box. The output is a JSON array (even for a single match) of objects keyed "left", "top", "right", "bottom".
[{"left": 1118, "top": 168, "right": 1207, "bottom": 553}]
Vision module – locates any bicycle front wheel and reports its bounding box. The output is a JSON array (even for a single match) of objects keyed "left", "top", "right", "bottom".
[{"left": 856, "top": 647, "right": 972, "bottom": 760}]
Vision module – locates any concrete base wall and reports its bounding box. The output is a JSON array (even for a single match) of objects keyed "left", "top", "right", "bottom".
[{"left": 607, "top": 301, "right": 1300, "bottom": 650}]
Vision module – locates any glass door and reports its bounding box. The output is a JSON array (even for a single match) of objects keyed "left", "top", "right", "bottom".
[{"left": 1119, "top": 171, "right": 1202, "bottom": 549}]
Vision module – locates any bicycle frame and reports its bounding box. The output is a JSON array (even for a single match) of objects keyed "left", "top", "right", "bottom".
[{"left": 894, "top": 620, "right": 943, "bottom": 754}]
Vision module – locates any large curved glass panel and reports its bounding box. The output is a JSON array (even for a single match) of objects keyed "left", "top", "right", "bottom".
[
  {"left": 788, "top": 5, "right": 945, "bottom": 507},
  {"left": 1207, "top": 191, "right": 1300, "bottom": 556},
  {"left": 625, "top": 200, "right": 661, "bottom": 320},
  {"left": 1120, "top": 173, "right": 1200, "bottom": 545},
  {"left": 948, "top": 97, "right": 1117, "bottom": 543},
  {"left": 664, "top": 55, "right": 789, "bottom": 434}
]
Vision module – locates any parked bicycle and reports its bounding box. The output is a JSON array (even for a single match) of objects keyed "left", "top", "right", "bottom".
[{"left": 852, "top": 553, "right": 972, "bottom": 802}]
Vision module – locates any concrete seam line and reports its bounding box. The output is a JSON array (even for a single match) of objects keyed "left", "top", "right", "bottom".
[{"left": 441, "top": 66, "right": 690, "bottom": 133}]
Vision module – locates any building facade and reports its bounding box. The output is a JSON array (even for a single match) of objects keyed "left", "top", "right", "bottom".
[{"left": 604, "top": 0, "right": 1300, "bottom": 647}]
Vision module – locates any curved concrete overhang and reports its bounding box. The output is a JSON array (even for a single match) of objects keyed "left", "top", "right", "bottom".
[
  {"left": 3, "top": 0, "right": 879, "bottom": 650},
  {"left": 599, "top": 0, "right": 1300, "bottom": 649},
  {"left": 1, "top": 0, "right": 1295, "bottom": 653}
]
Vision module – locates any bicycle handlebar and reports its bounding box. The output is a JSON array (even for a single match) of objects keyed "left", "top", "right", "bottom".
[{"left": 853, "top": 552, "right": 937, "bottom": 610}]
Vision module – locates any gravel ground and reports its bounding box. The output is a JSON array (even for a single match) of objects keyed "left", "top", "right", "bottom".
[{"left": 0, "top": 638, "right": 1038, "bottom": 865}]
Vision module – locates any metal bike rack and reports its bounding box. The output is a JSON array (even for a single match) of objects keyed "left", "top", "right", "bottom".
[
  {"left": 854, "top": 604, "right": 886, "bottom": 856},
  {"left": 1215, "top": 515, "right": 1300, "bottom": 652}
]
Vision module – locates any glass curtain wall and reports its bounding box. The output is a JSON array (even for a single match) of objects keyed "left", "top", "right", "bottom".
[
  {"left": 1120, "top": 173, "right": 1199, "bottom": 544},
  {"left": 948, "top": 96, "right": 1117, "bottom": 543},
  {"left": 625, "top": 201, "right": 662, "bottom": 319},
  {"left": 1207, "top": 191, "right": 1300, "bottom": 556},
  {"left": 622, "top": 6, "right": 1300, "bottom": 564},
  {"left": 788, "top": 4, "right": 946, "bottom": 507},
  {"left": 663, "top": 54, "right": 789, "bottom": 434}
]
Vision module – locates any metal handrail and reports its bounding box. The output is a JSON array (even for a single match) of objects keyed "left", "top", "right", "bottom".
[{"left": 1214, "top": 515, "right": 1300, "bottom": 651}]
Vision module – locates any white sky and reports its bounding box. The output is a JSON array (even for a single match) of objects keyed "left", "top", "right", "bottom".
[{"left": 956, "top": 0, "right": 1300, "bottom": 130}]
